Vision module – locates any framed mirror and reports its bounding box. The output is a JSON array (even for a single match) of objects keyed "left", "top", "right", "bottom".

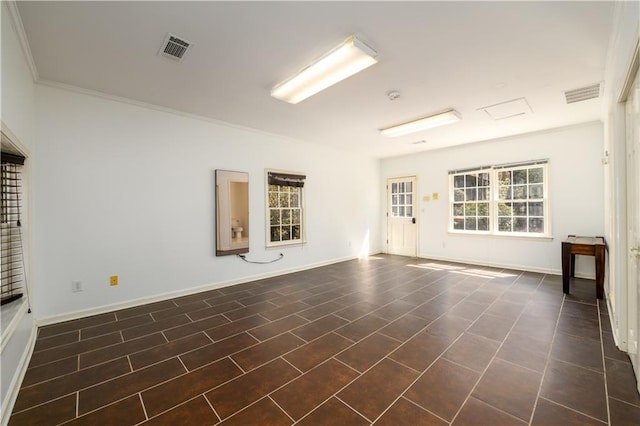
[{"left": 215, "top": 170, "right": 249, "bottom": 256}]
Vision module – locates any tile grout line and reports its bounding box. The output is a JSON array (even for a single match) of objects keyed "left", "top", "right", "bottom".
[
  {"left": 447, "top": 272, "right": 541, "bottom": 425},
  {"left": 335, "top": 394, "right": 376, "bottom": 423},
  {"left": 527, "top": 290, "right": 567, "bottom": 425},
  {"left": 537, "top": 396, "right": 608, "bottom": 424},
  {"left": 608, "top": 395, "right": 640, "bottom": 410},
  {"left": 16, "top": 259, "right": 620, "bottom": 425},
  {"left": 311, "top": 268, "right": 521, "bottom": 424},
  {"left": 17, "top": 264, "right": 466, "bottom": 419},
  {"left": 399, "top": 395, "right": 451, "bottom": 425},
  {"left": 374, "top": 272, "right": 528, "bottom": 425},
  {"left": 138, "top": 392, "right": 149, "bottom": 420},
  {"left": 280, "top": 356, "right": 304, "bottom": 375},
  {"left": 268, "top": 395, "right": 296, "bottom": 423},
  {"left": 227, "top": 355, "right": 246, "bottom": 374},
  {"left": 203, "top": 394, "right": 222, "bottom": 423},
  {"left": 285, "top": 269, "right": 506, "bottom": 423}
]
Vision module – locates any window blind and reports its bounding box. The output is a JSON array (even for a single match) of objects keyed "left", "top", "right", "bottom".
[
  {"left": 492, "top": 159, "right": 548, "bottom": 169},
  {"left": 1, "top": 152, "right": 25, "bottom": 305},
  {"left": 267, "top": 172, "right": 306, "bottom": 188},
  {"left": 448, "top": 165, "right": 492, "bottom": 175}
]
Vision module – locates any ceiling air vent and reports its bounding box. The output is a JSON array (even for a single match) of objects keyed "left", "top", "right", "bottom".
[
  {"left": 159, "top": 33, "right": 192, "bottom": 62},
  {"left": 564, "top": 83, "right": 602, "bottom": 104}
]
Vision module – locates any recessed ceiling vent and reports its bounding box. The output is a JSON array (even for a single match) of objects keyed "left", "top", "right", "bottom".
[
  {"left": 159, "top": 33, "right": 192, "bottom": 62},
  {"left": 564, "top": 83, "right": 602, "bottom": 104}
]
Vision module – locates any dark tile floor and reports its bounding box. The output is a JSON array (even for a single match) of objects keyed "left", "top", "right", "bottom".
[{"left": 9, "top": 255, "right": 640, "bottom": 425}]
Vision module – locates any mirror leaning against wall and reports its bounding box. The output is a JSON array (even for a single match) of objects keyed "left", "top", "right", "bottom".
[{"left": 215, "top": 170, "right": 249, "bottom": 256}]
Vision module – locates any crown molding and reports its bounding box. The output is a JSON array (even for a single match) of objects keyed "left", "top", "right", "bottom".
[{"left": 4, "top": 1, "right": 39, "bottom": 82}]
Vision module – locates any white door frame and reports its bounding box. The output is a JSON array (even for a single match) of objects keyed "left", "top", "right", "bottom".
[{"left": 617, "top": 38, "right": 640, "bottom": 388}]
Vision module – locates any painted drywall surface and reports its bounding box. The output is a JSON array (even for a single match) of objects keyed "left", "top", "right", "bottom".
[
  {"left": 1, "top": 3, "right": 35, "bottom": 150},
  {"left": 381, "top": 122, "right": 604, "bottom": 275},
  {"left": 0, "top": 3, "right": 37, "bottom": 419},
  {"left": 31, "top": 85, "right": 381, "bottom": 319}
]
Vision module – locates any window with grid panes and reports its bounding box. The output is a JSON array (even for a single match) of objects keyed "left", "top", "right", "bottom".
[
  {"left": 451, "top": 170, "right": 490, "bottom": 232},
  {"left": 267, "top": 171, "right": 305, "bottom": 247},
  {"left": 449, "top": 161, "right": 548, "bottom": 236},
  {"left": 496, "top": 165, "right": 546, "bottom": 234}
]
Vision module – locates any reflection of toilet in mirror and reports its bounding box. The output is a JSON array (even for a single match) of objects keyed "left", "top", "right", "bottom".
[
  {"left": 232, "top": 218, "right": 244, "bottom": 240},
  {"left": 215, "top": 170, "right": 249, "bottom": 256}
]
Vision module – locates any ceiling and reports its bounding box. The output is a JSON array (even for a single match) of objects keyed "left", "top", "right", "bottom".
[{"left": 16, "top": 1, "right": 615, "bottom": 158}]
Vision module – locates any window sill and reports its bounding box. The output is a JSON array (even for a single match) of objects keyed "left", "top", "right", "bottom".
[
  {"left": 266, "top": 240, "right": 307, "bottom": 249},
  {"left": 447, "top": 231, "right": 554, "bottom": 242},
  {"left": 0, "top": 298, "right": 28, "bottom": 352}
]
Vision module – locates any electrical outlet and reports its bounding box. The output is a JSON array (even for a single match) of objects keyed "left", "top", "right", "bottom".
[
  {"left": 110, "top": 275, "right": 118, "bottom": 286},
  {"left": 71, "top": 280, "right": 83, "bottom": 292}
]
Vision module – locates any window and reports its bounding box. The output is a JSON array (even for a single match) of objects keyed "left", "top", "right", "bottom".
[
  {"left": 266, "top": 170, "right": 306, "bottom": 247},
  {"left": 390, "top": 181, "right": 413, "bottom": 217},
  {"left": 449, "top": 160, "right": 548, "bottom": 236},
  {"left": 496, "top": 165, "right": 546, "bottom": 234},
  {"left": 451, "top": 169, "right": 491, "bottom": 231},
  {"left": 1, "top": 152, "right": 26, "bottom": 305}
]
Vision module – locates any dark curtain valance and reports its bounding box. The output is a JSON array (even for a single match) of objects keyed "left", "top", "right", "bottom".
[
  {"left": 268, "top": 172, "right": 306, "bottom": 188},
  {"left": 1, "top": 152, "right": 25, "bottom": 165}
]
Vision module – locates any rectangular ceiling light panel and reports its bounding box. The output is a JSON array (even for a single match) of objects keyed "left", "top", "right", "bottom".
[
  {"left": 380, "top": 110, "right": 462, "bottom": 137},
  {"left": 271, "top": 35, "right": 378, "bottom": 104}
]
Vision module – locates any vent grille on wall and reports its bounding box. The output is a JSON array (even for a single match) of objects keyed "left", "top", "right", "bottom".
[
  {"left": 564, "top": 83, "right": 602, "bottom": 104},
  {"left": 159, "top": 33, "right": 192, "bottom": 62}
]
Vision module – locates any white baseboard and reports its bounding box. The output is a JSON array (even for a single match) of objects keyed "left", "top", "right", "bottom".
[
  {"left": 37, "top": 252, "right": 379, "bottom": 327},
  {"left": 416, "top": 254, "right": 596, "bottom": 280}
]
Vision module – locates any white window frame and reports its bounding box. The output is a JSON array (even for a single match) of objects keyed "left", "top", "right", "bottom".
[
  {"left": 265, "top": 169, "right": 306, "bottom": 248},
  {"left": 449, "top": 160, "right": 550, "bottom": 237}
]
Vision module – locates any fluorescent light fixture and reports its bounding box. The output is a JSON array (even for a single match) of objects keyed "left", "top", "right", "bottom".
[
  {"left": 380, "top": 109, "right": 462, "bottom": 137},
  {"left": 271, "top": 35, "right": 378, "bottom": 104}
]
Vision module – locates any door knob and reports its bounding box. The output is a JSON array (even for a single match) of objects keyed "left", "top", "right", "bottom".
[{"left": 412, "top": 218, "right": 416, "bottom": 224}]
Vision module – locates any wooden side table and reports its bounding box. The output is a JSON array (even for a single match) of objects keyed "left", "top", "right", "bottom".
[{"left": 561, "top": 235, "right": 606, "bottom": 299}]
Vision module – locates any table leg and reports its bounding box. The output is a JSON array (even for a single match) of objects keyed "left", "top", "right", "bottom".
[
  {"left": 595, "top": 245, "right": 605, "bottom": 299},
  {"left": 562, "top": 241, "right": 571, "bottom": 294},
  {"left": 570, "top": 254, "right": 576, "bottom": 278}
]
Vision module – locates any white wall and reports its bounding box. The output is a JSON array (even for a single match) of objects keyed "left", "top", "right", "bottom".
[
  {"left": 0, "top": 3, "right": 37, "bottom": 423},
  {"left": 0, "top": 4, "right": 35, "bottom": 149},
  {"left": 32, "top": 84, "right": 381, "bottom": 320},
  {"left": 381, "top": 122, "right": 604, "bottom": 275}
]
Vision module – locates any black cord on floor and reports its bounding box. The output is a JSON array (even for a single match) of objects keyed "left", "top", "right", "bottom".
[{"left": 237, "top": 253, "right": 284, "bottom": 264}]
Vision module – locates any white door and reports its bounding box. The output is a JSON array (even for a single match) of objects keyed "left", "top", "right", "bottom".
[
  {"left": 626, "top": 65, "right": 640, "bottom": 378},
  {"left": 387, "top": 176, "right": 417, "bottom": 257}
]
